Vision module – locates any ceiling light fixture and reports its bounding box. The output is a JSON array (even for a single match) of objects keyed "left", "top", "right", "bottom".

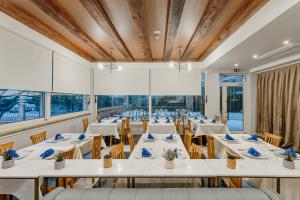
[
  {"left": 252, "top": 54, "right": 258, "bottom": 59},
  {"left": 283, "top": 40, "right": 290, "bottom": 45},
  {"left": 168, "top": 48, "right": 192, "bottom": 73},
  {"left": 98, "top": 49, "right": 122, "bottom": 73}
]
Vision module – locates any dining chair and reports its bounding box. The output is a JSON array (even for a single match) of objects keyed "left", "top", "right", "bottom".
[
  {"left": 30, "top": 131, "right": 47, "bottom": 144},
  {"left": 215, "top": 115, "right": 220, "bottom": 122},
  {"left": 142, "top": 117, "right": 147, "bottom": 133},
  {"left": 221, "top": 116, "right": 228, "bottom": 125},
  {"left": 206, "top": 135, "right": 216, "bottom": 159},
  {"left": 119, "top": 119, "right": 126, "bottom": 144},
  {"left": 92, "top": 135, "right": 103, "bottom": 159},
  {"left": 57, "top": 147, "right": 76, "bottom": 189},
  {"left": 190, "top": 143, "right": 203, "bottom": 159},
  {"left": 61, "top": 147, "right": 76, "bottom": 159},
  {"left": 125, "top": 116, "right": 131, "bottom": 134},
  {"left": 110, "top": 142, "right": 125, "bottom": 188},
  {"left": 176, "top": 118, "right": 181, "bottom": 133},
  {"left": 0, "top": 141, "right": 14, "bottom": 155},
  {"left": 82, "top": 118, "right": 89, "bottom": 133},
  {"left": 225, "top": 149, "right": 242, "bottom": 188},
  {"left": 264, "top": 132, "right": 282, "bottom": 147},
  {"left": 184, "top": 131, "right": 193, "bottom": 154},
  {"left": 127, "top": 133, "right": 135, "bottom": 153},
  {"left": 187, "top": 119, "right": 192, "bottom": 132},
  {"left": 96, "top": 115, "right": 101, "bottom": 122}
]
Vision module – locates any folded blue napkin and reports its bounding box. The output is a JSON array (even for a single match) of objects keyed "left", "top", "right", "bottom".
[
  {"left": 142, "top": 148, "right": 152, "bottom": 158},
  {"left": 194, "top": 116, "right": 198, "bottom": 120},
  {"left": 154, "top": 119, "right": 159, "bottom": 123},
  {"left": 98, "top": 120, "right": 102, "bottom": 123},
  {"left": 165, "top": 119, "right": 171, "bottom": 123},
  {"left": 204, "top": 116, "right": 208, "bottom": 120},
  {"left": 112, "top": 119, "right": 118, "bottom": 123},
  {"left": 119, "top": 116, "right": 123, "bottom": 119},
  {"left": 211, "top": 119, "right": 216, "bottom": 123},
  {"left": 148, "top": 133, "right": 155, "bottom": 140},
  {"left": 248, "top": 134, "right": 258, "bottom": 141},
  {"left": 5, "top": 149, "right": 19, "bottom": 159},
  {"left": 225, "top": 134, "right": 234, "bottom": 140},
  {"left": 280, "top": 148, "right": 297, "bottom": 158},
  {"left": 200, "top": 119, "right": 205, "bottom": 123},
  {"left": 78, "top": 134, "right": 86, "bottom": 141},
  {"left": 55, "top": 133, "right": 63, "bottom": 140},
  {"left": 248, "top": 147, "right": 261, "bottom": 157},
  {"left": 166, "top": 134, "right": 173, "bottom": 140},
  {"left": 40, "top": 149, "right": 55, "bottom": 159}
]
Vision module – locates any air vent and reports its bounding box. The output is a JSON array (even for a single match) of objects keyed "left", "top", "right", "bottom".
[{"left": 257, "top": 43, "right": 300, "bottom": 60}]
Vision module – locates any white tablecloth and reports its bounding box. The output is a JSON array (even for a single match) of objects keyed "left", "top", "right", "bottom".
[
  {"left": 85, "top": 118, "right": 121, "bottom": 139},
  {"left": 190, "top": 118, "right": 230, "bottom": 137},
  {"left": 213, "top": 134, "right": 300, "bottom": 200},
  {"left": 147, "top": 119, "right": 177, "bottom": 134}
]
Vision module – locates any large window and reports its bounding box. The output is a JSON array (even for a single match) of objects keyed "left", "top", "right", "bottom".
[
  {"left": 97, "top": 95, "right": 149, "bottom": 120},
  {"left": 51, "top": 93, "right": 88, "bottom": 116},
  {"left": 0, "top": 89, "right": 44, "bottom": 124}
]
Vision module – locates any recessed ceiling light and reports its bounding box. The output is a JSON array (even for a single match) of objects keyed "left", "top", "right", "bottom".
[
  {"left": 234, "top": 63, "right": 239, "bottom": 67},
  {"left": 283, "top": 40, "right": 290, "bottom": 45},
  {"left": 97, "top": 63, "right": 103, "bottom": 70},
  {"left": 253, "top": 54, "right": 258, "bottom": 59}
]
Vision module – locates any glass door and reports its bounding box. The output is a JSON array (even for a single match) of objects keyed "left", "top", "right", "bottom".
[{"left": 222, "top": 85, "right": 244, "bottom": 132}]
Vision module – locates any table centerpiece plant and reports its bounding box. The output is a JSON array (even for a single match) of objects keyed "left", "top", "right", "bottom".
[
  {"left": 162, "top": 149, "right": 176, "bottom": 169},
  {"left": 54, "top": 152, "right": 65, "bottom": 170},
  {"left": 283, "top": 152, "right": 295, "bottom": 169},
  {"left": 2, "top": 150, "right": 15, "bottom": 169}
]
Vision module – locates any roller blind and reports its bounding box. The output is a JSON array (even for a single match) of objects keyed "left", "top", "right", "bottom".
[
  {"left": 94, "top": 69, "right": 149, "bottom": 95},
  {"left": 0, "top": 28, "right": 52, "bottom": 92},
  {"left": 150, "top": 69, "right": 201, "bottom": 95},
  {"left": 53, "top": 52, "right": 91, "bottom": 95}
]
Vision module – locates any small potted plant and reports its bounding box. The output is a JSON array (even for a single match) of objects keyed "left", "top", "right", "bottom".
[
  {"left": 103, "top": 154, "right": 112, "bottom": 168},
  {"left": 54, "top": 153, "right": 65, "bottom": 170},
  {"left": 283, "top": 152, "right": 295, "bottom": 169},
  {"left": 162, "top": 149, "right": 176, "bottom": 169},
  {"left": 2, "top": 150, "right": 15, "bottom": 169},
  {"left": 227, "top": 151, "right": 237, "bottom": 169}
]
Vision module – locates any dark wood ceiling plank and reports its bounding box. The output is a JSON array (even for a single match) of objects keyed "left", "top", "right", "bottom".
[
  {"left": 0, "top": 0, "right": 95, "bottom": 61},
  {"left": 31, "top": 0, "right": 113, "bottom": 60},
  {"left": 127, "top": 0, "right": 152, "bottom": 61},
  {"left": 163, "top": 0, "right": 185, "bottom": 61},
  {"left": 182, "top": 0, "right": 228, "bottom": 60},
  {"left": 197, "top": 0, "right": 268, "bottom": 60},
  {"left": 80, "top": 0, "right": 134, "bottom": 61}
]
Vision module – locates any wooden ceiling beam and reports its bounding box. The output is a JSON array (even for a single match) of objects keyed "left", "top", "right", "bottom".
[
  {"left": 0, "top": 0, "right": 96, "bottom": 61},
  {"left": 80, "top": 0, "right": 134, "bottom": 61},
  {"left": 163, "top": 0, "right": 185, "bottom": 61},
  {"left": 31, "top": 0, "right": 113, "bottom": 60},
  {"left": 181, "top": 0, "right": 228, "bottom": 60},
  {"left": 127, "top": 0, "right": 152, "bottom": 61},
  {"left": 197, "top": 0, "right": 268, "bottom": 61}
]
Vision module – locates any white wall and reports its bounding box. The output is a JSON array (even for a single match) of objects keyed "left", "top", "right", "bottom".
[{"left": 205, "top": 70, "right": 220, "bottom": 118}]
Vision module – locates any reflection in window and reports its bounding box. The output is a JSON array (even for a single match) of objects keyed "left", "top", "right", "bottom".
[
  {"left": 97, "top": 95, "right": 149, "bottom": 120},
  {"left": 0, "top": 89, "right": 44, "bottom": 124},
  {"left": 51, "top": 93, "right": 88, "bottom": 116}
]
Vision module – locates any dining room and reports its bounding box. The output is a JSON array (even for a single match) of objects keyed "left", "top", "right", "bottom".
[{"left": 0, "top": 0, "right": 300, "bottom": 200}]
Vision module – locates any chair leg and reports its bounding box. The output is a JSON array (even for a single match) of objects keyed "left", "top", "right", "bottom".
[{"left": 110, "top": 136, "right": 112, "bottom": 146}]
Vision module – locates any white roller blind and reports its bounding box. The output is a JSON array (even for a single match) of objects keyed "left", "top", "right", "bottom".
[
  {"left": 94, "top": 69, "right": 149, "bottom": 95},
  {"left": 150, "top": 69, "right": 201, "bottom": 95},
  {"left": 0, "top": 28, "right": 52, "bottom": 92},
  {"left": 53, "top": 52, "right": 91, "bottom": 95}
]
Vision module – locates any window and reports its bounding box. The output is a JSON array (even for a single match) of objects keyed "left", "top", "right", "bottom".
[
  {"left": 0, "top": 89, "right": 44, "bottom": 124},
  {"left": 151, "top": 96, "right": 203, "bottom": 116},
  {"left": 219, "top": 74, "right": 246, "bottom": 83},
  {"left": 97, "top": 95, "right": 149, "bottom": 120},
  {"left": 51, "top": 93, "right": 88, "bottom": 116}
]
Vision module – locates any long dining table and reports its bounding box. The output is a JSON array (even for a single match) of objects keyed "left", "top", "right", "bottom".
[
  {"left": 85, "top": 117, "right": 121, "bottom": 140},
  {"left": 147, "top": 118, "right": 177, "bottom": 135},
  {"left": 189, "top": 118, "right": 230, "bottom": 136},
  {"left": 212, "top": 133, "right": 300, "bottom": 200}
]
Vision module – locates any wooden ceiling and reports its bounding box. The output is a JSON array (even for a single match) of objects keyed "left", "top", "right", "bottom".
[{"left": 0, "top": 0, "right": 268, "bottom": 62}]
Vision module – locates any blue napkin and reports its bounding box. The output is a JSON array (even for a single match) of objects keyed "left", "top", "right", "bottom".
[
  {"left": 280, "top": 148, "right": 297, "bottom": 158},
  {"left": 248, "top": 134, "right": 258, "bottom": 141},
  {"left": 200, "top": 119, "right": 205, "bottom": 124},
  {"left": 5, "top": 149, "right": 19, "bottom": 159},
  {"left": 40, "top": 149, "right": 55, "bottom": 159},
  {"left": 112, "top": 119, "right": 118, "bottom": 123},
  {"left": 142, "top": 148, "right": 152, "bottom": 158},
  {"left": 78, "top": 134, "right": 86, "bottom": 141},
  {"left": 166, "top": 134, "right": 173, "bottom": 140},
  {"left": 165, "top": 119, "right": 171, "bottom": 123},
  {"left": 211, "top": 119, "right": 216, "bottom": 123},
  {"left": 204, "top": 116, "right": 208, "bottom": 120},
  {"left": 148, "top": 133, "right": 155, "bottom": 140},
  {"left": 225, "top": 134, "right": 234, "bottom": 140},
  {"left": 119, "top": 116, "right": 123, "bottom": 119},
  {"left": 154, "top": 119, "right": 159, "bottom": 123},
  {"left": 248, "top": 147, "right": 261, "bottom": 157},
  {"left": 55, "top": 133, "right": 63, "bottom": 140},
  {"left": 194, "top": 116, "right": 198, "bottom": 120}
]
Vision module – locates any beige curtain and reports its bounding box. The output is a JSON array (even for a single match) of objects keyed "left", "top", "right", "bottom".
[{"left": 256, "top": 64, "right": 300, "bottom": 150}]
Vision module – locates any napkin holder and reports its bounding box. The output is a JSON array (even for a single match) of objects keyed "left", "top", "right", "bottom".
[{"left": 104, "top": 154, "right": 112, "bottom": 168}]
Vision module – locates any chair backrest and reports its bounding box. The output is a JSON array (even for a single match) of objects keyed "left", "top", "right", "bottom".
[
  {"left": 229, "top": 177, "right": 242, "bottom": 188},
  {"left": 110, "top": 142, "right": 125, "bottom": 159},
  {"left": 142, "top": 117, "right": 147, "bottom": 133},
  {"left": 221, "top": 116, "right": 227, "bottom": 125},
  {"left": 176, "top": 118, "right": 181, "bottom": 132},
  {"left": 125, "top": 116, "right": 131, "bottom": 132},
  {"left": 61, "top": 147, "right": 75, "bottom": 159},
  {"left": 190, "top": 143, "right": 203, "bottom": 159},
  {"left": 127, "top": 133, "right": 135, "bottom": 153},
  {"left": 0, "top": 141, "right": 14, "bottom": 155},
  {"left": 184, "top": 131, "right": 193, "bottom": 153},
  {"left": 92, "top": 135, "right": 103, "bottom": 159},
  {"left": 96, "top": 115, "right": 101, "bottom": 122},
  {"left": 215, "top": 115, "right": 220, "bottom": 122},
  {"left": 225, "top": 148, "right": 240, "bottom": 159},
  {"left": 120, "top": 119, "right": 126, "bottom": 142},
  {"left": 206, "top": 135, "right": 216, "bottom": 159},
  {"left": 30, "top": 131, "right": 46, "bottom": 144},
  {"left": 82, "top": 118, "right": 89, "bottom": 132},
  {"left": 264, "top": 132, "right": 282, "bottom": 147},
  {"left": 188, "top": 119, "right": 192, "bottom": 132}
]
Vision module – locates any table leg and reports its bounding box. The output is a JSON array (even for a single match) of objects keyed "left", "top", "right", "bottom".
[
  {"left": 127, "top": 178, "right": 130, "bottom": 188},
  {"left": 132, "top": 178, "right": 135, "bottom": 188},
  {"left": 276, "top": 178, "right": 280, "bottom": 194},
  {"left": 34, "top": 178, "right": 39, "bottom": 200}
]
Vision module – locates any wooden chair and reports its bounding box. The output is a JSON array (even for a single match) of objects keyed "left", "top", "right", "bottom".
[
  {"left": 58, "top": 147, "right": 75, "bottom": 188},
  {"left": 96, "top": 115, "right": 101, "bottom": 122},
  {"left": 119, "top": 119, "right": 126, "bottom": 144},
  {"left": 221, "top": 116, "right": 228, "bottom": 125},
  {"left": 30, "top": 131, "right": 46, "bottom": 144},
  {"left": 176, "top": 118, "right": 181, "bottom": 133},
  {"left": 215, "top": 115, "right": 220, "bottom": 122},
  {"left": 184, "top": 131, "right": 193, "bottom": 154},
  {"left": 142, "top": 117, "right": 147, "bottom": 133},
  {"left": 127, "top": 133, "right": 135, "bottom": 153},
  {"left": 61, "top": 147, "right": 75, "bottom": 159},
  {"left": 206, "top": 135, "right": 216, "bottom": 159},
  {"left": 190, "top": 143, "right": 203, "bottom": 159},
  {"left": 110, "top": 142, "right": 125, "bottom": 188},
  {"left": 187, "top": 119, "right": 192, "bottom": 132},
  {"left": 125, "top": 116, "right": 131, "bottom": 134},
  {"left": 92, "top": 135, "right": 103, "bottom": 159},
  {"left": 226, "top": 149, "right": 242, "bottom": 188},
  {"left": 264, "top": 132, "right": 282, "bottom": 147},
  {"left": 82, "top": 118, "right": 89, "bottom": 133},
  {"left": 0, "top": 141, "right": 14, "bottom": 155}
]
